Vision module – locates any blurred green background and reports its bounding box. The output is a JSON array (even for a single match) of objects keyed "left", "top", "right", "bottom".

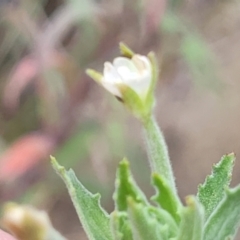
[{"left": 1, "top": 0, "right": 240, "bottom": 239}]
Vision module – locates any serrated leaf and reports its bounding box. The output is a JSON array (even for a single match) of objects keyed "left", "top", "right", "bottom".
[
  {"left": 197, "top": 153, "right": 235, "bottom": 219},
  {"left": 176, "top": 196, "right": 204, "bottom": 240},
  {"left": 113, "top": 158, "right": 149, "bottom": 211},
  {"left": 51, "top": 157, "right": 113, "bottom": 240},
  {"left": 204, "top": 186, "right": 240, "bottom": 240},
  {"left": 151, "top": 173, "right": 182, "bottom": 224},
  {"left": 110, "top": 211, "right": 133, "bottom": 240},
  {"left": 127, "top": 198, "right": 166, "bottom": 240}
]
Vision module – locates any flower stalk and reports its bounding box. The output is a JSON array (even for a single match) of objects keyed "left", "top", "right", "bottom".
[
  {"left": 86, "top": 43, "right": 177, "bottom": 194},
  {"left": 143, "top": 115, "right": 177, "bottom": 194}
]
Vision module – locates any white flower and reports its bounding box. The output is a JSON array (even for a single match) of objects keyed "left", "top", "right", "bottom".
[{"left": 102, "top": 55, "right": 152, "bottom": 98}]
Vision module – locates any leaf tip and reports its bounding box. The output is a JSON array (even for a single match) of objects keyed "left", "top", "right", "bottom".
[
  {"left": 50, "top": 155, "right": 58, "bottom": 167},
  {"left": 227, "top": 152, "right": 236, "bottom": 161},
  {"left": 151, "top": 173, "right": 166, "bottom": 187},
  {"left": 185, "top": 196, "right": 201, "bottom": 212},
  {"left": 50, "top": 156, "right": 65, "bottom": 176},
  {"left": 152, "top": 172, "right": 158, "bottom": 178},
  {"left": 126, "top": 196, "right": 135, "bottom": 207},
  {"left": 119, "top": 157, "right": 129, "bottom": 167}
]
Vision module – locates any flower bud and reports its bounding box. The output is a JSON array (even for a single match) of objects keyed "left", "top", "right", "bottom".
[{"left": 2, "top": 203, "right": 65, "bottom": 240}]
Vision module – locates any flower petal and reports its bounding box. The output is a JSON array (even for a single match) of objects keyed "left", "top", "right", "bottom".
[
  {"left": 113, "top": 57, "right": 140, "bottom": 81},
  {"left": 102, "top": 62, "right": 122, "bottom": 97},
  {"left": 101, "top": 55, "right": 152, "bottom": 99},
  {"left": 124, "top": 75, "right": 151, "bottom": 98},
  {"left": 103, "top": 62, "right": 122, "bottom": 84},
  {"left": 113, "top": 57, "right": 137, "bottom": 71},
  {"left": 132, "top": 55, "right": 151, "bottom": 76}
]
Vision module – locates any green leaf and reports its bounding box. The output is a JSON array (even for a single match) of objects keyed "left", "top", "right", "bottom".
[
  {"left": 110, "top": 211, "right": 133, "bottom": 240},
  {"left": 113, "top": 158, "right": 149, "bottom": 211},
  {"left": 176, "top": 196, "right": 204, "bottom": 240},
  {"left": 148, "top": 206, "right": 179, "bottom": 238},
  {"left": 113, "top": 160, "right": 178, "bottom": 240},
  {"left": 127, "top": 198, "right": 166, "bottom": 240},
  {"left": 51, "top": 157, "right": 113, "bottom": 240},
  {"left": 204, "top": 186, "right": 240, "bottom": 240},
  {"left": 151, "top": 173, "right": 182, "bottom": 224},
  {"left": 197, "top": 153, "right": 235, "bottom": 219}
]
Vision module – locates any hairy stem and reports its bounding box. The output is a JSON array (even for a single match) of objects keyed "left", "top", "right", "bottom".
[{"left": 143, "top": 115, "right": 177, "bottom": 194}]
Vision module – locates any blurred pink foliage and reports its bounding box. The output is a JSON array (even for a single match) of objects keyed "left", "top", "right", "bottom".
[
  {"left": 3, "top": 56, "right": 38, "bottom": 111},
  {"left": 0, "top": 133, "right": 55, "bottom": 182}
]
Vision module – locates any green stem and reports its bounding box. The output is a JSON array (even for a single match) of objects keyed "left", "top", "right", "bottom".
[{"left": 143, "top": 115, "right": 177, "bottom": 194}]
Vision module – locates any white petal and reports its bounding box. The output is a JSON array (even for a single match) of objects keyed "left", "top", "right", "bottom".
[
  {"left": 101, "top": 55, "right": 152, "bottom": 99},
  {"left": 122, "top": 75, "right": 150, "bottom": 97},
  {"left": 103, "top": 62, "right": 122, "bottom": 84},
  {"left": 113, "top": 57, "right": 140, "bottom": 81},
  {"left": 101, "top": 81, "right": 122, "bottom": 97},
  {"left": 131, "top": 55, "right": 152, "bottom": 96},
  {"left": 102, "top": 62, "right": 122, "bottom": 97},
  {"left": 113, "top": 57, "right": 137, "bottom": 71},
  {"left": 132, "top": 55, "right": 151, "bottom": 76}
]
